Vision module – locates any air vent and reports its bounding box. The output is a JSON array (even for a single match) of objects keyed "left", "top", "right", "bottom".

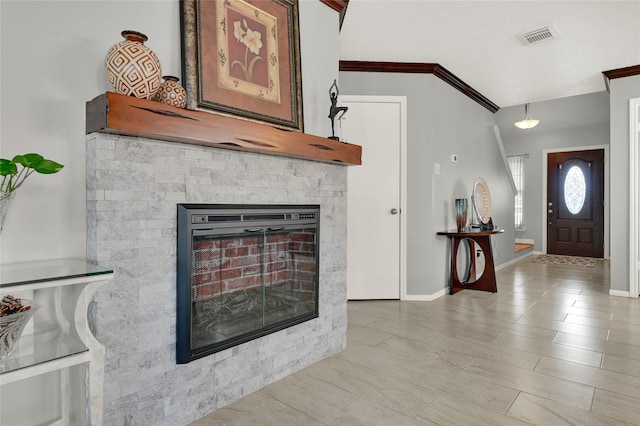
[{"left": 519, "top": 25, "right": 558, "bottom": 45}]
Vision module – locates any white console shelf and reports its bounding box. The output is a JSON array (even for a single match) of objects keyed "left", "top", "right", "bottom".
[{"left": 0, "top": 258, "right": 113, "bottom": 426}]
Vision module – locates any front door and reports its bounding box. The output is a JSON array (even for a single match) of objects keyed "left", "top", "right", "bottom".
[
  {"left": 547, "top": 149, "right": 604, "bottom": 257},
  {"left": 341, "top": 96, "right": 405, "bottom": 299}
]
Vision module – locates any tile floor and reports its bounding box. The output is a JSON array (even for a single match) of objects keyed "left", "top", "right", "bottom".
[{"left": 191, "top": 255, "right": 640, "bottom": 425}]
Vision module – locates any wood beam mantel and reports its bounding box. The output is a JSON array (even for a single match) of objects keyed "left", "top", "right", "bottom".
[{"left": 86, "top": 92, "right": 361, "bottom": 166}]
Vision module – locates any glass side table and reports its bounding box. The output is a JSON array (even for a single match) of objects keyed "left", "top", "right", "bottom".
[{"left": 0, "top": 258, "right": 113, "bottom": 426}]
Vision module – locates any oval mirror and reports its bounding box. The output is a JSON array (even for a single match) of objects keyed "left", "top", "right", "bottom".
[{"left": 456, "top": 238, "right": 485, "bottom": 284}]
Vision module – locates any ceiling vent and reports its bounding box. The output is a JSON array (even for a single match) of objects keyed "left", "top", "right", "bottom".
[{"left": 519, "top": 25, "right": 559, "bottom": 45}]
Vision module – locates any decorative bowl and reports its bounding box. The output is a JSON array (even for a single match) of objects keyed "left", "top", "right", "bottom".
[
  {"left": 0, "top": 299, "right": 38, "bottom": 359},
  {"left": 472, "top": 177, "right": 492, "bottom": 223}
]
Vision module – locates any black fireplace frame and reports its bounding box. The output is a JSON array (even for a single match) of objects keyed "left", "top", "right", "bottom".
[{"left": 176, "top": 204, "right": 320, "bottom": 364}]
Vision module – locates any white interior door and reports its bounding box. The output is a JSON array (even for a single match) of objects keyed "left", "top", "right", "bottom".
[{"left": 341, "top": 96, "right": 406, "bottom": 300}]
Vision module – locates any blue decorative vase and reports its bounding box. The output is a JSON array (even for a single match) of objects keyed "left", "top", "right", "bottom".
[{"left": 455, "top": 198, "right": 468, "bottom": 232}]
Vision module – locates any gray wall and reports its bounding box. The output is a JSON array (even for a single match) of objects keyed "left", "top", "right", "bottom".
[
  {"left": 0, "top": 0, "right": 339, "bottom": 263},
  {"left": 495, "top": 92, "right": 610, "bottom": 254},
  {"left": 609, "top": 76, "right": 640, "bottom": 293},
  {"left": 339, "top": 71, "right": 516, "bottom": 297}
]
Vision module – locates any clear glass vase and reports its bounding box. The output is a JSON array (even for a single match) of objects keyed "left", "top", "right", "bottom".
[{"left": 0, "top": 192, "right": 15, "bottom": 233}]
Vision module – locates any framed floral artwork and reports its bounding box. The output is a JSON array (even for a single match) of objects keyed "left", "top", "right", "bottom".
[{"left": 181, "top": 0, "right": 303, "bottom": 131}]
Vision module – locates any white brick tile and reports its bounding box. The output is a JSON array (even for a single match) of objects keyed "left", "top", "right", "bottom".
[{"left": 87, "top": 134, "right": 348, "bottom": 425}]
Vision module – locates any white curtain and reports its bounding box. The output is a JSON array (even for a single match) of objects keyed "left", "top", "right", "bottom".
[{"left": 508, "top": 155, "right": 526, "bottom": 230}]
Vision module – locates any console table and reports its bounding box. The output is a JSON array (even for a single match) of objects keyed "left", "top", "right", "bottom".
[{"left": 436, "top": 229, "right": 504, "bottom": 294}]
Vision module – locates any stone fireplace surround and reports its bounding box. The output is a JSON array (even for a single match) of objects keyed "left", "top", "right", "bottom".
[{"left": 86, "top": 132, "right": 348, "bottom": 425}]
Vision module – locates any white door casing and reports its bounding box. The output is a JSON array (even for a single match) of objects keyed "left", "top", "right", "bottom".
[
  {"left": 340, "top": 96, "right": 407, "bottom": 300},
  {"left": 630, "top": 97, "right": 640, "bottom": 298}
]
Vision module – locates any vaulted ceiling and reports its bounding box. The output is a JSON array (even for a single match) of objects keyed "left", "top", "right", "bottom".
[{"left": 338, "top": 1, "right": 640, "bottom": 108}]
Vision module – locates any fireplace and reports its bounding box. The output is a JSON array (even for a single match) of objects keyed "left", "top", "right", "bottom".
[
  {"left": 176, "top": 204, "right": 320, "bottom": 363},
  {"left": 87, "top": 131, "right": 348, "bottom": 423}
]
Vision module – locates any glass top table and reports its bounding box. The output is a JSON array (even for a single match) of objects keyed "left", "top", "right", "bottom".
[
  {"left": 1, "top": 258, "right": 113, "bottom": 288},
  {"left": 0, "top": 258, "right": 113, "bottom": 378}
]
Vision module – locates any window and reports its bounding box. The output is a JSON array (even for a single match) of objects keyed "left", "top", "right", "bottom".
[
  {"left": 564, "top": 165, "right": 586, "bottom": 214},
  {"left": 508, "top": 155, "right": 526, "bottom": 230}
]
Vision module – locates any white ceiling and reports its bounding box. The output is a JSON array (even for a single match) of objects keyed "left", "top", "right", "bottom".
[{"left": 339, "top": 0, "right": 640, "bottom": 108}]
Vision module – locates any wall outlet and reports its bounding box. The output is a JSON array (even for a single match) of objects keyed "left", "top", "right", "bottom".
[
  {"left": 434, "top": 163, "right": 440, "bottom": 175},
  {"left": 450, "top": 154, "right": 459, "bottom": 163}
]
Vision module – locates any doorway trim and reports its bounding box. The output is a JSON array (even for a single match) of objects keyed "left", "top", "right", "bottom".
[
  {"left": 341, "top": 95, "right": 408, "bottom": 300},
  {"left": 630, "top": 98, "right": 640, "bottom": 298},
  {"left": 542, "top": 145, "right": 609, "bottom": 258}
]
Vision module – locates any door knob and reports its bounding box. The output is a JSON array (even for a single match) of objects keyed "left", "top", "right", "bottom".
[{"left": 390, "top": 208, "right": 399, "bottom": 215}]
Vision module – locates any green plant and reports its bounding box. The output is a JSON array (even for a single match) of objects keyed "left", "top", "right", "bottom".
[{"left": 0, "top": 153, "right": 64, "bottom": 201}]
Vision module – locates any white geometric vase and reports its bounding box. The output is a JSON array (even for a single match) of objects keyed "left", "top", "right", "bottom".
[
  {"left": 152, "top": 76, "right": 187, "bottom": 108},
  {"left": 105, "top": 30, "right": 162, "bottom": 99}
]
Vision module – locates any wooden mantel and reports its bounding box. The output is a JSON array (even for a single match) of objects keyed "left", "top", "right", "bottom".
[{"left": 86, "top": 92, "right": 362, "bottom": 166}]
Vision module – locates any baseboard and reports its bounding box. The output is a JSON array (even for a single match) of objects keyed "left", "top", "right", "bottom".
[
  {"left": 610, "top": 289, "right": 631, "bottom": 298},
  {"left": 404, "top": 288, "right": 446, "bottom": 301},
  {"left": 496, "top": 251, "right": 534, "bottom": 271}
]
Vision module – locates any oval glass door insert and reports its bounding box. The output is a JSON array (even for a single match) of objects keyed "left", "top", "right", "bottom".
[{"left": 564, "top": 166, "right": 586, "bottom": 214}]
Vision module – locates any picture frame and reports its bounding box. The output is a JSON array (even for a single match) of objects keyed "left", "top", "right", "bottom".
[{"left": 181, "top": 0, "right": 304, "bottom": 131}]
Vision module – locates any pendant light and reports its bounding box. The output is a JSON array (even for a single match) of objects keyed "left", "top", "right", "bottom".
[{"left": 514, "top": 103, "right": 540, "bottom": 129}]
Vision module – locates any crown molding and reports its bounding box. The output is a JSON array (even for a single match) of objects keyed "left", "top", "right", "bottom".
[
  {"left": 339, "top": 60, "right": 500, "bottom": 113},
  {"left": 320, "top": 0, "right": 349, "bottom": 30},
  {"left": 602, "top": 64, "right": 640, "bottom": 92}
]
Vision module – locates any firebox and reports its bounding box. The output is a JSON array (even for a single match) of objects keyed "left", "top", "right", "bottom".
[{"left": 176, "top": 204, "right": 320, "bottom": 363}]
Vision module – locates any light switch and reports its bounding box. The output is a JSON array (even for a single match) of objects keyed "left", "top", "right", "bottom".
[
  {"left": 450, "top": 154, "right": 458, "bottom": 163},
  {"left": 434, "top": 163, "right": 441, "bottom": 175}
]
